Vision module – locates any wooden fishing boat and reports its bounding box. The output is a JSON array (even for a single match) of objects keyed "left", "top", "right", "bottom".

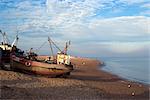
[
  {"left": 10, "top": 36, "right": 73, "bottom": 77},
  {"left": 0, "top": 30, "right": 73, "bottom": 77},
  {"left": 11, "top": 54, "right": 73, "bottom": 77},
  {"left": 0, "top": 30, "right": 21, "bottom": 70},
  {"left": 0, "top": 43, "right": 11, "bottom": 68}
]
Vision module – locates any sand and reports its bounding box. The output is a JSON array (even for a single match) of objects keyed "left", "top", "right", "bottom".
[{"left": 0, "top": 57, "right": 149, "bottom": 100}]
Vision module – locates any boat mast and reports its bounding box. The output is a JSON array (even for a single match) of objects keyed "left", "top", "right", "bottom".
[
  {"left": 11, "top": 35, "right": 19, "bottom": 47},
  {"left": 0, "top": 30, "right": 7, "bottom": 44},
  {"left": 48, "top": 37, "right": 54, "bottom": 57}
]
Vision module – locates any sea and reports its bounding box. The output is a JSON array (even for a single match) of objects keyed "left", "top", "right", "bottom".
[{"left": 96, "top": 57, "right": 150, "bottom": 85}]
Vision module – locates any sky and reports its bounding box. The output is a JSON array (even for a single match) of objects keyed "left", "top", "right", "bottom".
[{"left": 0, "top": 0, "right": 150, "bottom": 57}]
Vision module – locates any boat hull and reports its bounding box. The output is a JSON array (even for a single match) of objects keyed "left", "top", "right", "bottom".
[
  {"left": 0, "top": 47, "right": 11, "bottom": 70},
  {"left": 11, "top": 56, "right": 73, "bottom": 77}
]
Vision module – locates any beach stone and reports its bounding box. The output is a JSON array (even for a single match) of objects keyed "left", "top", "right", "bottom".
[
  {"left": 128, "top": 84, "right": 131, "bottom": 88},
  {"left": 139, "top": 84, "right": 142, "bottom": 87},
  {"left": 121, "top": 80, "right": 124, "bottom": 82},
  {"left": 132, "top": 92, "right": 135, "bottom": 96},
  {"left": 82, "top": 62, "right": 85, "bottom": 65}
]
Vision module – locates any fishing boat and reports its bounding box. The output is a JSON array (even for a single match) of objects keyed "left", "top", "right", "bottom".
[
  {"left": 0, "top": 30, "right": 22, "bottom": 70},
  {"left": 10, "top": 36, "right": 73, "bottom": 77},
  {"left": 11, "top": 53, "right": 73, "bottom": 77},
  {"left": 0, "top": 30, "right": 73, "bottom": 77}
]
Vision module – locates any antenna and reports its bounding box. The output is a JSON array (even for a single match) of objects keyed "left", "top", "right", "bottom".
[
  {"left": 15, "top": 31, "right": 19, "bottom": 46},
  {"left": 63, "top": 40, "right": 71, "bottom": 54}
]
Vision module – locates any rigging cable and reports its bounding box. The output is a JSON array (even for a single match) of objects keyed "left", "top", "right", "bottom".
[
  {"left": 48, "top": 36, "right": 62, "bottom": 52},
  {"left": 35, "top": 41, "right": 47, "bottom": 53},
  {"left": 48, "top": 37, "right": 54, "bottom": 56}
]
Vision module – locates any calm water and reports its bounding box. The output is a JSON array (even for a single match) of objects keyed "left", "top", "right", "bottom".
[{"left": 98, "top": 57, "right": 150, "bottom": 84}]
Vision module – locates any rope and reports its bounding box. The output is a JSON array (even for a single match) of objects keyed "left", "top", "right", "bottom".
[
  {"left": 35, "top": 41, "right": 47, "bottom": 53},
  {"left": 48, "top": 36, "right": 62, "bottom": 52}
]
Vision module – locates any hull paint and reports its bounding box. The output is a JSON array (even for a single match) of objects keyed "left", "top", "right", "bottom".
[{"left": 11, "top": 56, "right": 73, "bottom": 76}]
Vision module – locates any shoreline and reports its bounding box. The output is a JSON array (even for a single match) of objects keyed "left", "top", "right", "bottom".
[
  {"left": 99, "top": 63, "right": 150, "bottom": 86},
  {"left": 0, "top": 57, "right": 149, "bottom": 99},
  {"left": 75, "top": 56, "right": 150, "bottom": 86},
  {"left": 70, "top": 57, "right": 149, "bottom": 98},
  {"left": 101, "top": 68, "right": 150, "bottom": 86},
  {"left": 72, "top": 57, "right": 149, "bottom": 86}
]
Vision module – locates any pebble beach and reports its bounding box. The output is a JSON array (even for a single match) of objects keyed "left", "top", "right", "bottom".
[{"left": 0, "top": 57, "right": 149, "bottom": 100}]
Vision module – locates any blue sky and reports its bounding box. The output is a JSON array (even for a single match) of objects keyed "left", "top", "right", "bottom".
[{"left": 0, "top": 0, "right": 150, "bottom": 57}]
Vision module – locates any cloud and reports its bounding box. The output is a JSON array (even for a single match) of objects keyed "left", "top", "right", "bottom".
[
  {"left": 46, "top": 0, "right": 100, "bottom": 27},
  {"left": 106, "top": 42, "right": 149, "bottom": 53},
  {"left": 140, "top": 10, "right": 150, "bottom": 16},
  {"left": 142, "top": 3, "right": 150, "bottom": 8},
  {"left": 45, "top": 0, "right": 150, "bottom": 42},
  {"left": 69, "top": 41, "right": 150, "bottom": 57},
  {"left": 89, "top": 16, "right": 149, "bottom": 36},
  {"left": 57, "top": 16, "right": 150, "bottom": 43},
  {"left": 0, "top": 0, "right": 149, "bottom": 57},
  {"left": 119, "top": 0, "right": 148, "bottom": 4}
]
